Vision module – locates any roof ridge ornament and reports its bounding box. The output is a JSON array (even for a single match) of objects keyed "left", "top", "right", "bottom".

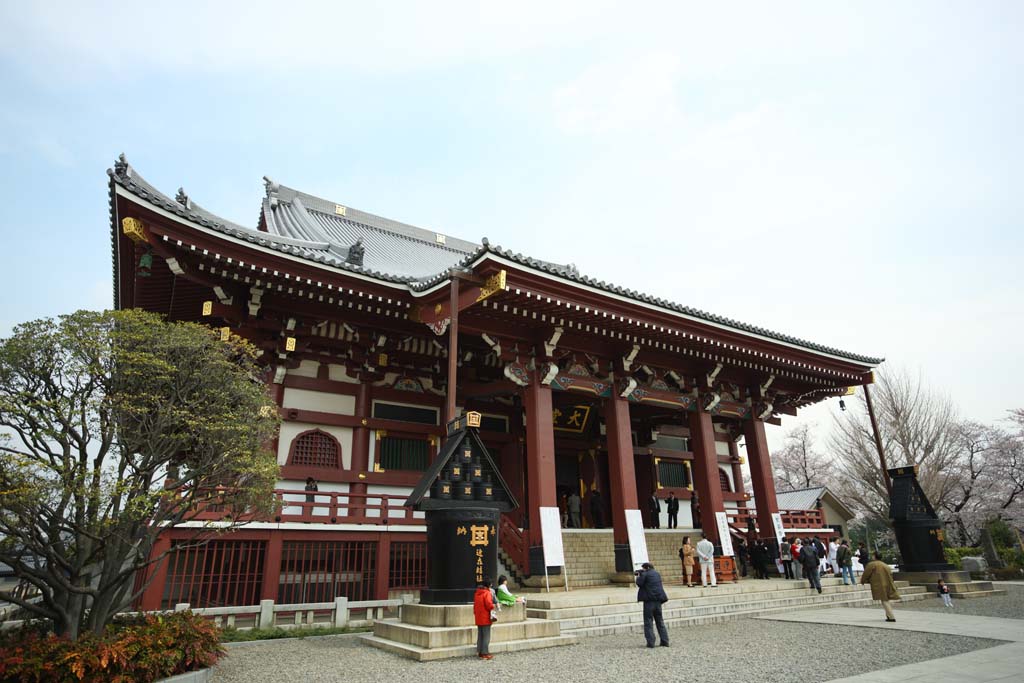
[
  {"left": 262, "top": 175, "right": 280, "bottom": 199},
  {"left": 346, "top": 238, "right": 365, "bottom": 266},
  {"left": 113, "top": 153, "right": 130, "bottom": 178},
  {"left": 175, "top": 187, "right": 190, "bottom": 208}
]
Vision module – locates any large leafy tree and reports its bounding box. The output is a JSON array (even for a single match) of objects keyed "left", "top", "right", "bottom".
[{"left": 0, "top": 310, "right": 279, "bottom": 639}]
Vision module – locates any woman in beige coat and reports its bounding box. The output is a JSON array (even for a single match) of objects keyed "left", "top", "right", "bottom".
[
  {"left": 679, "top": 537, "right": 697, "bottom": 587},
  {"left": 860, "top": 552, "right": 901, "bottom": 621}
]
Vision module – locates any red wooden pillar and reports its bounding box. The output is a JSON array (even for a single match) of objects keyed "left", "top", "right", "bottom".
[
  {"left": 139, "top": 534, "right": 172, "bottom": 611},
  {"left": 375, "top": 533, "right": 391, "bottom": 599},
  {"left": 350, "top": 382, "right": 371, "bottom": 514},
  {"left": 604, "top": 394, "right": 639, "bottom": 572},
  {"left": 730, "top": 439, "right": 747, "bottom": 508},
  {"left": 523, "top": 377, "right": 557, "bottom": 575},
  {"left": 743, "top": 418, "right": 780, "bottom": 539},
  {"left": 260, "top": 532, "right": 283, "bottom": 601},
  {"left": 689, "top": 409, "right": 726, "bottom": 548}
]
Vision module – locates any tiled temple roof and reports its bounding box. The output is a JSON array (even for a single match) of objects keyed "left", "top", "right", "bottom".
[{"left": 108, "top": 155, "right": 883, "bottom": 365}]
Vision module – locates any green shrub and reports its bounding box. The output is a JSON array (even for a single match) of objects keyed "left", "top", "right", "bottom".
[
  {"left": 942, "top": 546, "right": 981, "bottom": 569},
  {"left": 0, "top": 611, "right": 224, "bottom": 683},
  {"left": 998, "top": 548, "right": 1024, "bottom": 568},
  {"left": 220, "top": 624, "right": 367, "bottom": 642},
  {"left": 991, "top": 567, "right": 1024, "bottom": 581},
  {"left": 987, "top": 518, "right": 1016, "bottom": 548}
]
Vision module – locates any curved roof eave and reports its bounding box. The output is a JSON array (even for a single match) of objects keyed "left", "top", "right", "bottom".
[{"left": 107, "top": 156, "right": 883, "bottom": 368}]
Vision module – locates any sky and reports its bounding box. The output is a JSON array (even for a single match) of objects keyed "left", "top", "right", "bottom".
[{"left": 0, "top": 1, "right": 1021, "bottom": 453}]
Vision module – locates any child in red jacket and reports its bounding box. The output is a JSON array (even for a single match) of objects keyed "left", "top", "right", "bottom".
[{"left": 473, "top": 577, "right": 496, "bottom": 659}]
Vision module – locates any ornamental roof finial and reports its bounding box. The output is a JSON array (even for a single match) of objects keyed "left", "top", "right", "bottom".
[
  {"left": 175, "top": 187, "right": 189, "bottom": 207},
  {"left": 113, "top": 153, "right": 129, "bottom": 178},
  {"left": 346, "top": 238, "right": 365, "bottom": 267}
]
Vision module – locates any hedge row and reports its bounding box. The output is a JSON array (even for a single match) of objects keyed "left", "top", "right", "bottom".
[{"left": 0, "top": 611, "right": 224, "bottom": 683}]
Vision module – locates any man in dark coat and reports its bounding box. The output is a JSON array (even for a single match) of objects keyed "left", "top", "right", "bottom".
[
  {"left": 589, "top": 489, "right": 604, "bottom": 529},
  {"left": 666, "top": 492, "right": 679, "bottom": 529},
  {"left": 799, "top": 540, "right": 822, "bottom": 593},
  {"left": 648, "top": 492, "right": 661, "bottom": 529},
  {"left": 635, "top": 562, "right": 670, "bottom": 648}
]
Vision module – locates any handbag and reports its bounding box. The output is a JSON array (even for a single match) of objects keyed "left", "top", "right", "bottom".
[{"left": 490, "top": 608, "right": 498, "bottom": 622}]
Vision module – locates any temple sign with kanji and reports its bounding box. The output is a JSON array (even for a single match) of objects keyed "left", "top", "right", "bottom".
[{"left": 107, "top": 155, "right": 881, "bottom": 609}]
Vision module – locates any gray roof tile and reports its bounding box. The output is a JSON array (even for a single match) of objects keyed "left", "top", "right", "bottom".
[{"left": 108, "top": 155, "right": 883, "bottom": 365}]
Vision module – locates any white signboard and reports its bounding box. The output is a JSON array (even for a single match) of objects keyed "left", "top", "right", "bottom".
[
  {"left": 771, "top": 512, "right": 786, "bottom": 546},
  {"left": 539, "top": 506, "right": 565, "bottom": 567},
  {"left": 625, "top": 509, "right": 650, "bottom": 569},
  {"left": 714, "top": 511, "right": 735, "bottom": 557}
]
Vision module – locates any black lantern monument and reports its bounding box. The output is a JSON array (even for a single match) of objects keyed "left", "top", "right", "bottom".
[
  {"left": 888, "top": 466, "right": 954, "bottom": 572},
  {"left": 405, "top": 411, "right": 518, "bottom": 604}
]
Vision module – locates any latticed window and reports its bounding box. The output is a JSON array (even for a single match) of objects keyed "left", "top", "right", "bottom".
[
  {"left": 379, "top": 436, "right": 430, "bottom": 471},
  {"left": 289, "top": 430, "right": 340, "bottom": 468},
  {"left": 658, "top": 460, "right": 688, "bottom": 488},
  {"left": 389, "top": 541, "right": 427, "bottom": 590},
  {"left": 719, "top": 468, "right": 732, "bottom": 492}
]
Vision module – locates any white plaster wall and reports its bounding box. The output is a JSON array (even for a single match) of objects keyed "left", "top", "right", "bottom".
[
  {"left": 282, "top": 387, "right": 356, "bottom": 415},
  {"left": 278, "top": 479, "right": 350, "bottom": 517},
  {"left": 365, "top": 484, "right": 423, "bottom": 521},
  {"left": 719, "top": 465, "right": 735, "bottom": 492},
  {"left": 287, "top": 360, "right": 320, "bottom": 378},
  {"left": 328, "top": 364, "right": 360, "bottom": 383},
  {"left": 715, "top": 441, "right": 730, "bottom": 456},
  {"left": 276, "top": 422, "right": 353, "bottom": 469}
]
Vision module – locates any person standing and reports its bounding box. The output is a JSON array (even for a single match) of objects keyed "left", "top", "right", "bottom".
[
  {"left": 779, "top": 537, "right": 794, "bottom": 579},
  {"left": 473, "top": 577, "right": 496, "bottom": 659},
  {"left": 837, "top": 540, "right": 855, "bottom": 585},
  {"left": 666, "top": 492, "right": 679, "bottom": 529},
  {"left": 860, "top": 552, "right": 900, "bottom": 622},
  {"left": 635, "top": 562, "right": 670, "bottom": 648},
  {"left": 813, "top": 536, "right": 828, "bottom": 576},
  {"left": 696, "top": 532, "right": 717, "bottom": 587},
  {"left": 829, "top": 537, "right": 840, "bottom": 577},
  {"left": 567, "top": 490, "right": 582, "bottom": 529},
  {"left": 648, "top": 492, "right": 661, "bottom": 529},
  {"left": 791, "top": 539, "right": 803, "bottom": 580},
  {"left": 735, "top": 539, "right": 749, "bottom": 578},
  {"left": 678, "top": 537, "right": 696, "bottom": 587},
  {"left": 799, "top": 539, "right": 822, "bottom": 593},
  {"left": 304, "top": 477, "right": 318, "bottom": 515},
  {"left": 937, "top": 579, "right": 953, "bottom": 608},
  {"left": 589, "top": 489, "right": 605, "bottom": 529},
  {"left": 856, "top": 542, "right": 870, "bottom": 574}
]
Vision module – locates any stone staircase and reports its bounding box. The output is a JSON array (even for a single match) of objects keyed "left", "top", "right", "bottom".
[
  {"left": 555, "top": 529, "right": 700, "bottom": 588},
  {"left": 525, "top": 577, "right": 930, "bottom": 638}
]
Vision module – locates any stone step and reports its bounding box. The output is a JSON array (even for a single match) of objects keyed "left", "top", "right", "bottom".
[
  {"left": 527, "top": 584, "right": 927, "bottom": 620},
  {"left": 566, "top": 594, "right": 927, "bottom": 638},
  {"left": 542, "top": 589, "right": 927, "bottom": 631},
  {"left": 361, "top": 633, "right": 578, "bottom": 662}
]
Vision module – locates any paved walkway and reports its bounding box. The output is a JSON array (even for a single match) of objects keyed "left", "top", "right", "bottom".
[{"left": 759, "top": 607, "right": 1024, "bottom": 682}]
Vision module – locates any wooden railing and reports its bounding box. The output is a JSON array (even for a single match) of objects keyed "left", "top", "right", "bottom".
[
  {"left": 189, "top": 489, "right": 425, "bottom": 526},
  {"left": 725, "top": 508, "right": 825, "bottom": 531},
  {"left": 499, "top": 514, "right": 528, "bottom": 573}
]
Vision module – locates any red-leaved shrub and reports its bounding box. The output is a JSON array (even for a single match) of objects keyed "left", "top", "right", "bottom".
[{"left": 0, "top": 611, "right": 225, "bottom": 683}]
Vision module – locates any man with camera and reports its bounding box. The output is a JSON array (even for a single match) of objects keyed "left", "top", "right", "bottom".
[{"left": 635, "top": 562, "right": 670, "bottom": 648}]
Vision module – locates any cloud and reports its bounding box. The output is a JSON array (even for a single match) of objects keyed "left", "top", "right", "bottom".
[{"left": 553, "top": 53, "right": 683, "bottom": 134}]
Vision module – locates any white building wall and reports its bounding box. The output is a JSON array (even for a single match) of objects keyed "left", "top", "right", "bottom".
[
  {"left": 282, "top": 387, "right": 355, "bottom": 415},
  {"left": 276, "top": 422, "right": 353, "bottom": 468}
]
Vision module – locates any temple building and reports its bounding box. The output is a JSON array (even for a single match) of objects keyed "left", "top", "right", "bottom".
[{"left": 107, "top": 155, "right": 881, "bottom": 610}]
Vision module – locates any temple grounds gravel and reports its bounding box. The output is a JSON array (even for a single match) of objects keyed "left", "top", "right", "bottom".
[
  {"left": 211, "top": 620, "right": 1000, "bottom": 683},
  {"left": 897, "top": 583, "right": 1024, "bottom": 620}
]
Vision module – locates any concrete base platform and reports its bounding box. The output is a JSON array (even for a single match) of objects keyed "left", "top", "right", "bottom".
[
  {"left": 362, "top": 600, "right": 576, "bottom": 661},
  {"left": 894, "top": 570, "right": 1005, "bottom": 599}
]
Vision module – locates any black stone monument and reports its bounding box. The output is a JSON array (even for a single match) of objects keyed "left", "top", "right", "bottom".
[
  {"left": 888, "top": 466, "right": 954, "bottom": 572},
  {"left": 405, "top": 411, "right": 518, "bottom": 604}
]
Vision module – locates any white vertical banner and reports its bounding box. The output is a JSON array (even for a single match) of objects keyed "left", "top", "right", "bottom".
[
  {"left": 539, "top": 506, "right": 565, "bottom": 567},
  {"left": 715, "top": 511, "right": 735, "bottom": 557},
  {"left": 771, "top": 512, "right": 786, "bottom": 546},
  {"left": 624, "top": 509, "right": 649, "bottom": 570}
]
